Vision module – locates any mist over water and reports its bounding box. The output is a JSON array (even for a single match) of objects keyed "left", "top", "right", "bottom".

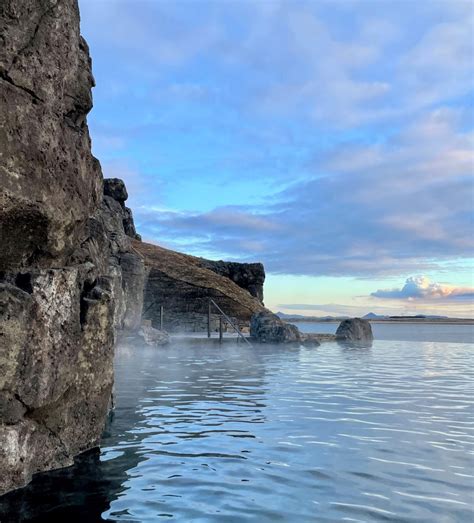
[{"left": 1, "top": 334, "right": 473, "bottom": 522}]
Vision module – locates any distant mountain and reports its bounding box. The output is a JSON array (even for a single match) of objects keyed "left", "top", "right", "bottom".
[
  {"left": 388, "top": 314, "right": 449, "bottom": 320},
  {"left": 276, "top": 312, "right": 349, "bottom": 322},
  {"left": 363, "top": 312, "right": 388, "bottom": 319},
  {"left": 276, "top": 311, "right": 307, "bottom": 319}
]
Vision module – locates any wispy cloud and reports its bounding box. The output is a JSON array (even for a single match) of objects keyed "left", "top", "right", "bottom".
[
  {"left": 79, "top": 0, "right": 474, "bottom": 293},
  {"left": 134, "top": 107, "right": 473, "bottom": 276}
]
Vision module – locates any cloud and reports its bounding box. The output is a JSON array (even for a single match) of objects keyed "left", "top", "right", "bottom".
[
  {"left": 134, "top": 107, "right": 473, "bottom": 276},
  {"left": 78, "top": 0, "right": 474, "bottom": 281},
  {"left": 371, "top": 276, "right": 474, "bottom": 301}
]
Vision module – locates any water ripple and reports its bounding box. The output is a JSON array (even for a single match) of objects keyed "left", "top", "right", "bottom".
[{"left": 0, "top": 339, "right": 473, "bottom": 522}]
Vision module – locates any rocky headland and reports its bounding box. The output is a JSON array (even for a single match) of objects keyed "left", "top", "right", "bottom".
[
  {"left": 0, "top": 0, "right": 268, "bottom": 493},
  {"left": 0, "top": 0, "right": 373, "bottom": 496}
]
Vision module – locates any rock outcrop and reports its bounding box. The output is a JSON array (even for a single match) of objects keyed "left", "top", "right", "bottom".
[
  {"left": 336, "top": 318, "right": 374, "bottom": 343},
  {"left": 250, "top": 310, "right": 302, "bottom": 344},
  {"left": 0, "top": 0, "right": 145, "bottom": 495},
  {"left": 197, "top": 260, "right": 265, "bottom": 303},
  {"left": 134, "top": 241, "right": 265, "bottom": 332},
  {"left": 103, "top": 178, "right": 141, "bottom": 241}
]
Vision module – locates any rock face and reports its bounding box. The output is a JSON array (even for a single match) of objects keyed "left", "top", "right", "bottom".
[
  {"left": 197, "top": 260, "right": 265, "bottom": 303},
  {"left": 250, "top": 310, "right": 302, "bottom": 344},
  {"left": 0, "top": 1, "right": 145, "bottom": 495},
  {"left": 134, "top": 241, "right": 265, "bottom": 333},
  {"left": 103, "top": 178, "right": 141, "bottom": 241},
  {"left": 336, "top": 318, "right": 374, "bottom": 343},
  {"left": 0, "top": 0, "right": 101, "bottom": 269}
]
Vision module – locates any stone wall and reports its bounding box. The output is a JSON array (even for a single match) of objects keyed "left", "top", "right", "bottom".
[{"left": 0, "top": 0, "right": 145, "bottom": 495}]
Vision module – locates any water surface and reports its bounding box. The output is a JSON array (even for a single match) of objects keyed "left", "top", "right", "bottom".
[
  {"left": 297, "top": 321, "right": 474, "bottom": 344},
  {"left": 1, "top": 336, "right": 473, "bottom": 522}
]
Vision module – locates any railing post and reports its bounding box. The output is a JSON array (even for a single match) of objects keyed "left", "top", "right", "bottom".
[
  {"left": 160, "top": 306, "right": 164, "bottom": 331},
  {"left": 208, "top": 300, "right": 211, "bottom": 338},
  {"left": 219, "top": 316, "right": 223, "bottom": 344}
]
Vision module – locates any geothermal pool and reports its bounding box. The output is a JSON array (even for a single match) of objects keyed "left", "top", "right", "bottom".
[{"left": 1, "top": 334, "right": 473, "bottom": 522}]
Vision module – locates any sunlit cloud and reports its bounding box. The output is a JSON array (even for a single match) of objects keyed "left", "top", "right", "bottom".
[{"left": 371, "top": 276, "right": 474, "bottom": 301}]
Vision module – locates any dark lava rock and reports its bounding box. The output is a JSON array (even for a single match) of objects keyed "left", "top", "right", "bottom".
[
  {"left": 198, "top": 259, "right": 265, "bottom": 303},
  {"left": 0, "top": 0, "right": 145, "bottom": 495},
  {"left": 336, "top": 318, "right": 374, "bottom": 342},
  {"left": 102, "top": 179, "right": 141, "bottom": 240},
  {"left": 250, "top": 310, "right": 301, "bottom": 344},
  {"left": 123, "top": 206, "right": 141, "bottom": 240},
  {"left": 135, "top": 240, "right": 265, "bottom": 333},
  {"left": 0, "top": 0, "right": 101, "bottom": 270},
  {"left": 103, "top": 178, "right": 128, "bottom": 205}
]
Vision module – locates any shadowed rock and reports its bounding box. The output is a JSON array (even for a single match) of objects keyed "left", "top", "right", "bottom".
[
  {"left": 336, "top": 318, "right": 374, "bottom": 343},
  {"left": 103, "top": 178, "right": 141, "bottom": 240},
  {"left": 250, "top": 310, "right": 302, "bottom": 344},
  {"left": 0, "top": 0, "right": 145, "bottom": 495},
  {"left": 103, "top": 178, "right": 128, "bottom": 204},
  {"left": 197, "top": 259, "right": 265, "bottom": 303}
]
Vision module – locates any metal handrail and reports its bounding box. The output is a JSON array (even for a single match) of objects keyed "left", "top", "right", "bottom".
[{"left": 209, "top": 299, "right": 253, "bottom": 347}]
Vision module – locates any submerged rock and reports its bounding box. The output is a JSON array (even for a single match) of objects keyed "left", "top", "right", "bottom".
[
  {"left": 250, "top": 310, "right": 302, "bottom": 344},
  {"left": 336, "top": 318, "right": 374, "bottom": 342}
]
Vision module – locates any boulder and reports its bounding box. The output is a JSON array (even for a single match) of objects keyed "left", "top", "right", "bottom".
[
  {"left": 138, "top": 324, "right": 170, "bottom": 346},
  {"left": 336, "top": 318, "right": 374, "bottom": 343},
  {"left": 250, "top": 310, "right": 301, "bottom": 344}
]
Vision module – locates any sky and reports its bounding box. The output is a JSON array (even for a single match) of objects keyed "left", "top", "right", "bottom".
[{"left": 79, "top": 0, "right": 474, "bottom": 318}]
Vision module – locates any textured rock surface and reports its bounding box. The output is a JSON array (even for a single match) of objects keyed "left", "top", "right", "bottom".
[
  {"left": 250, "top": 310, "right": 302, "bottom": 344},
  {"left": 102, "top": 177, "right": 141, "bottom": 241},
  {"left": 103, "top": 178, "right": 128, "bottom": 204},
  {"left": 0, "top": 0, "right": 101, "bottom": 269},
  {"left": 138, "top": 324, "right": 170, "bottom": 347},
  {"left": 336, "top": 318, "right": 374, "bottom": 342},
  {"left": 0, "top": 0, "right": 145, "bottom": 495},
  {"left": 197, "top": 260, "right": 265, "bottom": 303},
  {"left": 134, "top": 241, "right": 265, "bottom": 332}
]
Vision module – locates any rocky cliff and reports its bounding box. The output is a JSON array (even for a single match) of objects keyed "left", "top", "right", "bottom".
[
  {"left": 134, "top": 241, "right": 265, "bottom": 333},
  {"left": 0, "top": 0, "right": 145, "bottom": 495},
  {"left": 0, "top": 0, "right": 267, "bottom": 496}
]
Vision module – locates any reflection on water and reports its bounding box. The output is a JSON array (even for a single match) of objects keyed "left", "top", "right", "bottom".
[{"left": 1, "top": 339, "right": 473, "bottom": 522}]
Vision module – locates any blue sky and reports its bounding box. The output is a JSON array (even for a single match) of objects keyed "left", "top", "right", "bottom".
[{"left": 79, "top": 0, "right": 474, "bottom": 317}]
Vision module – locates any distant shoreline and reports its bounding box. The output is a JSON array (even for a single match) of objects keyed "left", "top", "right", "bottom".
[{"left": 287, "top": 318, "right": 474, "bottom": 325}]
